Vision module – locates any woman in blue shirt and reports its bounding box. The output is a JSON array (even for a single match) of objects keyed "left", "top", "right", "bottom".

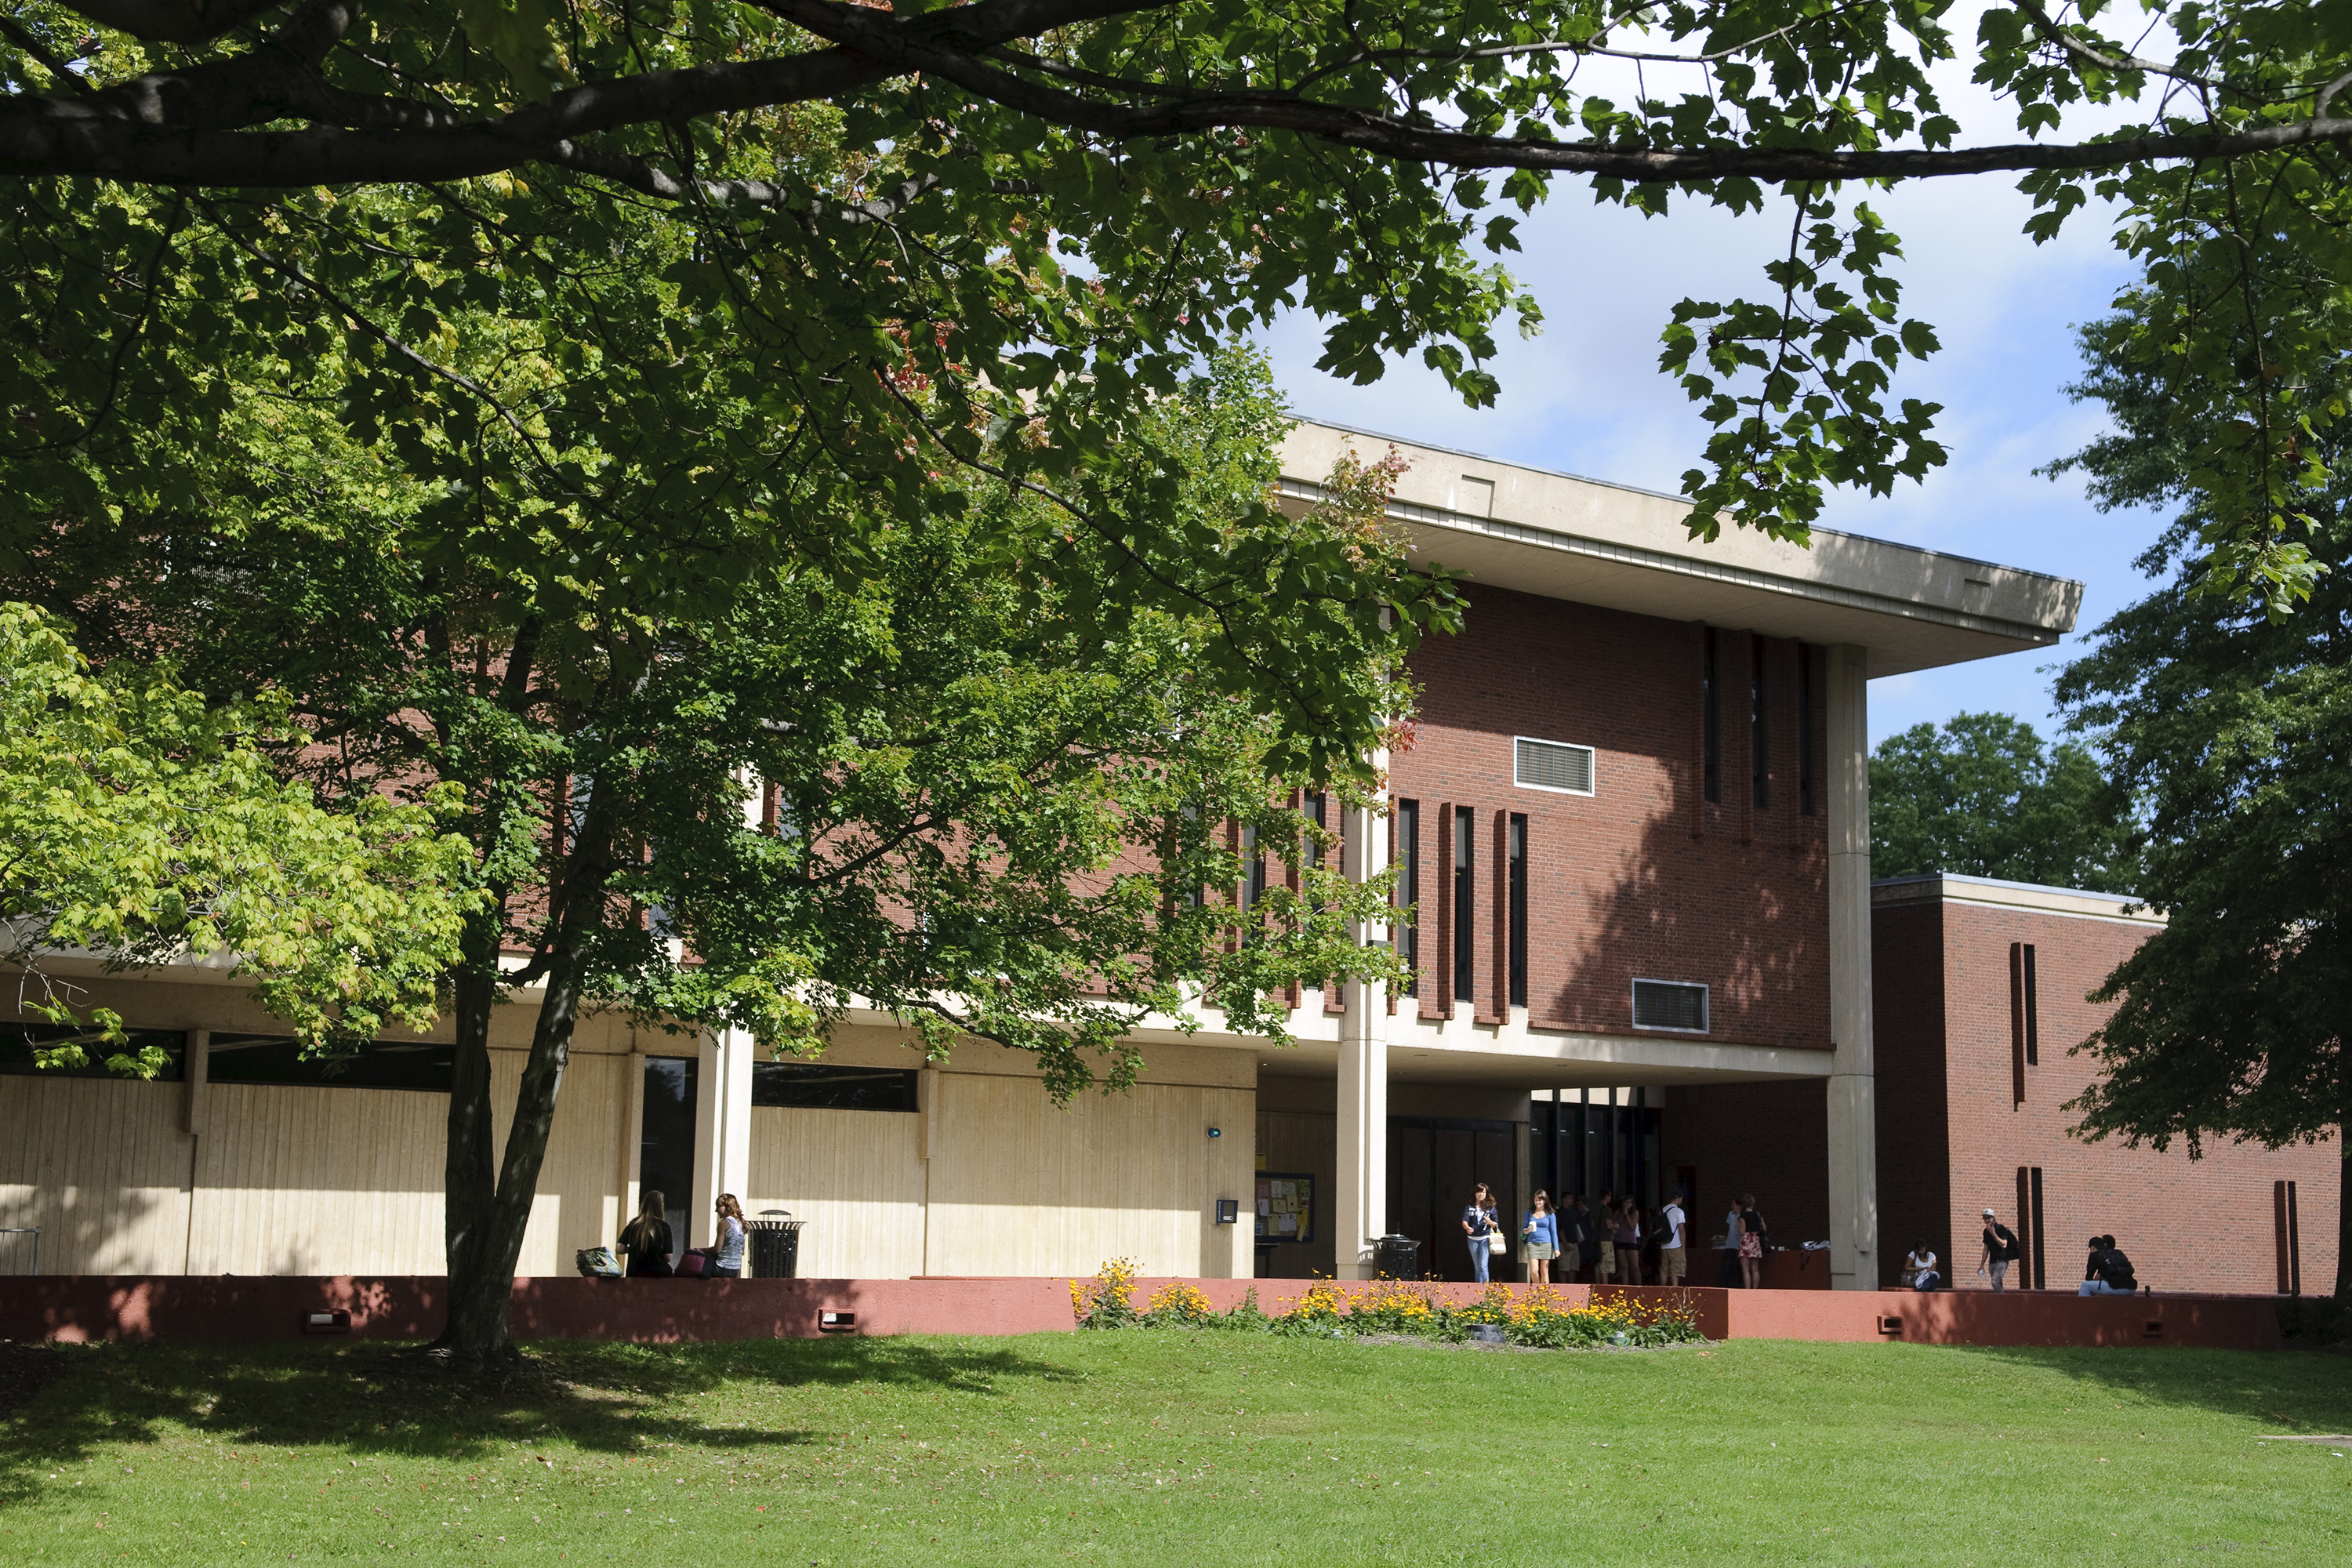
[
  {"left": 706, "top": 1193, "right": 746, "bottom": 1279},
  {"left": 1460, "top": 1182, "right": 1501, "bottom": 1283},
  {"left": 1520, "top": 1191, "right": 1562, "bottom": 1284}
]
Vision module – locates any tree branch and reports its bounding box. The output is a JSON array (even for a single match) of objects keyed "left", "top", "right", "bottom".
[{"left": 68, "top": 0, "right": 289, "bottom": 45}]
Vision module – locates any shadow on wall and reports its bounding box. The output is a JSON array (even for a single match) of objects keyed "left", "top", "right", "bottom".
[
  {"left": 1553, "top": 789, "right": 1828, "bottom": 1049},
  {"left": 0, "top": 1185, "right": 176, "bottom": 1280},
  {"left": 0, "top": 1335, "right": 1083, "bottom": 1502}
]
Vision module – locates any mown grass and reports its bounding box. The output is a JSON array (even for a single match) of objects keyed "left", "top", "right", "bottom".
[{"left": 2, "top": 1330, "right": 2350, "bottom": 1565}]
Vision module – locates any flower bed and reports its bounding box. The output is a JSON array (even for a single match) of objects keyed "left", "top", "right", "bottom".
[{"left": 1069, "top": 1263, "right": 1704, "bottom": 1348}]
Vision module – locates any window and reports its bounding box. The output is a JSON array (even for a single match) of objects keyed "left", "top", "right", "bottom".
[
  {"left": 2020, "top": 1166, "right": 2047, "bottom": 1290},
  {"left": 0, "top": 1026, "right": 185, "bottom": 1081},
  {"left": 1514, "top": 736, "right": 1595, "bottom": 796},
  {"left": 1702, "top": 628, "right": 1721, "bottom": 804},
  {"left": 1631, "top": 979, "right": 1708, "bottom": 1033},
  {"left": 1453, "top": 807, "right": 1475, "bottom": 1004},
  {"left": 2275, "top": 1180, "right": 2303, "bottom": 1295},
  {"left": 205, "top": 1035, "right": 456, "bottom": 1092},
  {"left": 1508, "top": 814, "right": 1528, "bottom": 1009},
  {"left": 1396, "top": 798, "right": 1420, "bottom": 993},
  {"left": 1751, "top": 633, "right": 1769, "bottom": 811},
  {"left": 1798, "top": 645, "right": 1816, "bottom": 816},
  {"left": 752, "top": 1063, "right": 919, "bottom": 1112},
  {"left": 1240, "top": 824, "right": 1266, "bottom": 938},
  {"left": 2010, "top": 942, "right": 2040, "bottom": 1068}
]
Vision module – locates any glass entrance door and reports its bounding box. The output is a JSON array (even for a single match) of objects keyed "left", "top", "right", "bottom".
[{"left": 640, "top": 1055, "right": 698, "bottom": 1269}]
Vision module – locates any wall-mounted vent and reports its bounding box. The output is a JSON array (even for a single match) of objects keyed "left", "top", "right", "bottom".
[
  {"left": 1632, "top": 978, "right": 1709, "bottom": 1033},
  {"left": 1515, "top": 736, "right": 1595, "bottom": 796}
]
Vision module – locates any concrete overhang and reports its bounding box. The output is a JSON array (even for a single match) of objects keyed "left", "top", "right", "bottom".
[
  {"left": 1278, "top": 421, "right": 2082, "bottom": 678},
  {"left": 1872, "top": 873, "right": 2164, "bottom": 927}
]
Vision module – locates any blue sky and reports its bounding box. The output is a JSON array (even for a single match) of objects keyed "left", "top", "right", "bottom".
[{"left": 1258, "top": 23, "right": 2179, "bottom": 749}]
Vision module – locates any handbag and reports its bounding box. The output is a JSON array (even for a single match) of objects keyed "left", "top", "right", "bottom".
[
  {"left": 673, "top": 1247, "right": 709, "bottom": 1279},
  {"left": 575, "top": 1246, "right": 622, "bottom": 1279},
  {"left": 1487, "top": 1230, "right": 1506, "bottom": 1255}
]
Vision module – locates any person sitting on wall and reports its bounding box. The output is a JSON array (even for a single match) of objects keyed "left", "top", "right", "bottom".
[
  {"left": 706, "top": 1192, "right": 747, "bottom": 1280},
  {"left": 1904, "top": 1242, "right": 1943, "bottom": 1291},
  {"left": 2078, "top": 1235, "right": 2140, "bottom": 1296},
  {"left": 619, "top": 1190, "right": 675, "bottom": 1278}
]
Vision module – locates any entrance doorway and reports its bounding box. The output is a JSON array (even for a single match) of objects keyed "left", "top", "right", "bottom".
[
  {"left": 1387, "top": 1117, "right": 1518, "bottom": 1282},
  {"left": 640, "top": 1055, "right": 698, "bottom": 1269}
]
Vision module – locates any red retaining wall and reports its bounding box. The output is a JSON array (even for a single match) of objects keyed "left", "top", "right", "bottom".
[{"left": 0, "top": 1276, "right": 2281, "bottom": 1351}]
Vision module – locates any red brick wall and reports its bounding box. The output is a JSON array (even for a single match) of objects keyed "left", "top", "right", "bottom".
[
  {"left": 1895, "top": 896, "right": 2340, "bottom": 1295},
  {"left": 1392, "top": 584, "right": 1831, "bottom": 1050}
]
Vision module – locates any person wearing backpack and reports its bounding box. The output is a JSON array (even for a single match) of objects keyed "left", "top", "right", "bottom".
[
  {"left": 2078, "top": 1234, "right": 2140, "bottom": 1295},
  {"left": 1976, "top": 1207, "right": 2024, "bottom": 1290}
]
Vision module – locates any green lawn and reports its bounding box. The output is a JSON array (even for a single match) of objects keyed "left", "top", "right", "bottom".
[{"left": 3, "top": 1331, "right": 2350, "bottom": 1565}]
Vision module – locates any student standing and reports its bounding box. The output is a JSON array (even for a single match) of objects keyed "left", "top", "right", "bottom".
[
  {"left": 619, "top": 1191, "right": 674, "bottom": 1278},
  {"left": 1613, "top": 1200, "right": 1645, "bottom": 1287},
  {"left": 1737, "top": 1196, "right": 1768, "bottom": 1290},
  {"left": 1976, "top": 1208, "right": 2022, "bottom": 1290},
  {"left": 1461, "top": 1182, "right": 1501, "bottom": 1284},
  {"left": 1559, "top": 1196, "right": 1594, "bottom": 1284},
  {"left": 1521, "top": 1191, "right": 1561, "bottom": 1285},
  {"left": 1720, "top": 1199, "right": 1746, "bottom": 1287},
  {"left": 1657, "top": 1191, "right": 1689, "bottom": 1285}
]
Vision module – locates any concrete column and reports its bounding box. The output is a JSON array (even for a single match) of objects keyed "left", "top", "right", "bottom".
[
  {"left": 1334, "top": 760, "right": 1391, "bottom": 1280},
  {"left": 694, "top": 1028, "right": 756, "bottom": 1253},
  {"left": 1824, "top": 643, "right": 1879, "bottom": 1290}
]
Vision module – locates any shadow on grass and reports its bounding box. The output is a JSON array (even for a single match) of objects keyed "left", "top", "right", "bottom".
[
  {"left": 0, "top": 1334, "right": 1080, "bottom": 1503},
  {"left": 1931, "top": 1343, "right": 2352, "bottom": 1432}
]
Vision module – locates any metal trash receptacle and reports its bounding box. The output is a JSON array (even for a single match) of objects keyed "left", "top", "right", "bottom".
[
  {"left": 1372, "top": 1234, "right": 1422, "bottom": 1279},
  {"left": 746, "top": 1210, "right": 804, "bottom": 1279}
]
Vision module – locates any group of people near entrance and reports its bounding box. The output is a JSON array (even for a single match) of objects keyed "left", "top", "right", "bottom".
[
  {"left": 613, "top": 1190, "right": 748, "bottom": 1279},
  {"left": 1898, "top": 1210, "right": 2141, "bottom": 1295},
  {"left": 1460, "top": 1185, "right": 1769, "bottom": 1287}
]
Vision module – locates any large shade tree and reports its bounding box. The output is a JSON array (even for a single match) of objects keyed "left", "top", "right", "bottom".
[
  {"left": 3, "top": 0, "right": 2351, "bottom": 568},
  {"left": 2053, "top": 307, "right": 2352, "bottom": 1299},
  {"left": 1869, "top": 710, "right": 2136, "bottom": 891},
  {"left": 13, "top": 337, "right": 1439, "bottom": 1368}
]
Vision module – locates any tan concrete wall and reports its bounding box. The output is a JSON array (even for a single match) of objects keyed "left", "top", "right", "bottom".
[{"left": 0, "top": 1076, "right": 194, "bottom": 1275}]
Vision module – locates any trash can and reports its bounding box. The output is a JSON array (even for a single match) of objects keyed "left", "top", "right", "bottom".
[
  {"left": 1372, "top": 1234, "right": 1422, "bottom": 1279},
  {"left": 746, "top": 1210, "right": 804, "bottom": 1279}
]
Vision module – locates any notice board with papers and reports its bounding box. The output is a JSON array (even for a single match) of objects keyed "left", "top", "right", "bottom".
[{"left": 1255, "top": 1171, "right": 1316, "bottom": 1244}]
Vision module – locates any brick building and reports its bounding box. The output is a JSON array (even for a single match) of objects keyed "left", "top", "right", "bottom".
[{"left": 5, "top": 420, "right": 2115, "bottom": 1290}]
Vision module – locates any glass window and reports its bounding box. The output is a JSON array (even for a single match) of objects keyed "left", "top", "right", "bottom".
[
  {"left": 751, "top": 1063, "right": 919, "bottom": 1112},
  {"left": 204, "top": 1034, "right": 456, "bottom": 1092}
]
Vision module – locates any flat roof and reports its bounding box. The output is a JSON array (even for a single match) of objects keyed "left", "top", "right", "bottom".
[
  {"left": 1277, "top": 421, "right": 2083, "bottom": 678},
  {"left": 1871, "top": 872, "right": 2161, "bottom": 927}
]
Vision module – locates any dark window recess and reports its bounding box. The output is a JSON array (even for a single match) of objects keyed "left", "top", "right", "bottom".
[
  {"left": 1396, "top": 798, "right": 1420, "bottom": 994},
  {"left": 1632, "top": 979, "right": 1709, "bottom": 1033},
  {"left": 641, "top": 1055, "right": 698, "bottom": 1267},
  {"left": 205, "top": 1034, "right": 455, "bottom": 1091},
  {"left": 2024, "top": 1166, "right": 2047, "bottom": 1290},
  {"left": 1453, "top": 807, "right": 1475, "bottom": 1004},
  {"left": 1240, "top": 825, "right": 1266, "bottom": 928},
  {"left": 1702, "top": 628, "right": 1721, "bottom": 804},
  {"left": 752, "top": 1062, "right": 920, "bottom": 1112},
  {"left": 1798, "top": 645, "right": 1816, "bottom": 816},
  {"left": 2023, "top": 944, "right": 2038, "bottom": 1064},
  {"left": 1304, "top": 792, "right": 1327, "bottom": 913},
  {"left": 1751, "top": 632, "right": 1769, "bottom": 811},
  {"left": 1507, "top": 813, "right": 1529, "bottom": 1009},
  {"left": 2275, "top": 1180, "right": 2303, "bottom": 1296},
  {"left": 0, "top": 1026, "right": 186, "bottom": 1080}
]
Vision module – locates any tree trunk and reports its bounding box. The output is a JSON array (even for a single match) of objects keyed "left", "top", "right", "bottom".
[
  {"left": 437, "top": 781, "right": 618, "bottom": 1374},
  {"left": 2337, "top": 1073, "right": 2350, "bottom": 1301},
  {"left": 439, "top": 965, "right": 593, "bottom": 1372}
]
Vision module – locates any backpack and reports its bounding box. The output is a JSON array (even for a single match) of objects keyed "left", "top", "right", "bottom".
[
  {"left": 575, "top": 1246, "right": 622, "bottom": 1279},
  {"left": 1990, "top": 1225, "right": 2021, "bottom": 1262},
  {"left": 2098, "top": 1247, "right": 2136, "bottom": 1290}
]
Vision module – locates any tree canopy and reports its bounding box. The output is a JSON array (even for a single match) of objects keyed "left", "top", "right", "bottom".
[
  {"left": 4, "top": 0, "right": 2350, "bottom": 581},
  {"left": 2051, "top": 304, "right": 2351, "bottom": 1297},
  {"left": 1868, "top": 710, "right": 2136, "bottom": 892},
  {"left": 0, "top": 601, "right": 471, "bottom": 1074}
]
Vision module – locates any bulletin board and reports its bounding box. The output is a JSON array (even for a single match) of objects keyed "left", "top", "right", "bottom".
[{"left": 1255, "top": 1172, "right": 1316, "bottom": 1244}]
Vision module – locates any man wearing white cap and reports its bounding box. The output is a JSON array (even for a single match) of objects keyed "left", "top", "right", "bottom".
[{"left": 1976, "top": 1207, "right": 2024, "bottom": 1290}]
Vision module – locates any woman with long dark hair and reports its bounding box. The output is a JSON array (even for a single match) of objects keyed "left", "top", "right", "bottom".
[
  {"left": 619, "top": 1190, "right": 674, "bottom": 1277},
  {"left": 1460, "top": 1181, "right": 1501, "bottom": 1283}
]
